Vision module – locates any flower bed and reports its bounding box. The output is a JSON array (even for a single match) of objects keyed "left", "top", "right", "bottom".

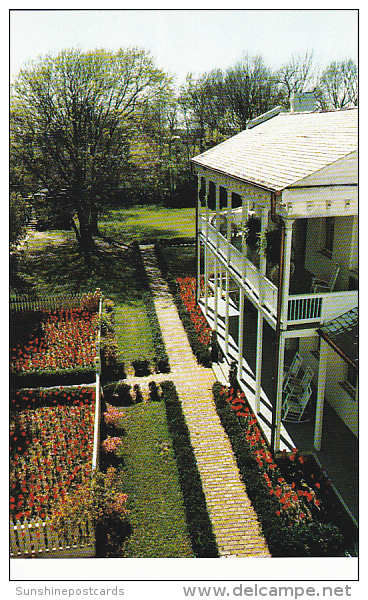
[
  {"left": 10, "top": 308, "right": 98, "bottom": 374},
  {"left": 174, "top": 277, "right": 212, "bottom": 366},
  {"left": 213, "top": 383, "right": 347, "bottom": 557},
  {"left": 10, "top": 387, "right": 95, "bottom": 524}
]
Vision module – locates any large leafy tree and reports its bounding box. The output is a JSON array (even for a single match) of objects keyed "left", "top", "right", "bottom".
[{"left": 10, "top": 47, "right": 170, "bottom": 250}]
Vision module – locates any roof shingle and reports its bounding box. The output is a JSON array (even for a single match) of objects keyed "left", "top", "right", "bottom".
[{"left": 191, "top": 108, "right": 358, "bottom": 192}]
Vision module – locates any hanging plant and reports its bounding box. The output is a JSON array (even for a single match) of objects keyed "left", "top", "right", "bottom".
[
  {"left": 264, "top": 227, "right": 282, "bottom": 267},
  {"left": 244, "top": 216, "right": 261, "bottom": 249}
]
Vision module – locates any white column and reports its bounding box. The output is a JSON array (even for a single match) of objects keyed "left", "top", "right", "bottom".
[
  {"left": 280, "top": 220, "right": 294, "bottom": 326},
  {"left": 255, "top": 312, "right": 264, "bottom": 413},
  {"left": 237, "top": 288, "right": 245, "bottom": 380},
  {"left": 314, "top": 338, "right": 328, "bottom": 451},
  {"left": 255, "top": 207, "right": 268, "bottom": 412},
  {"left": 196, "top": 177, "right": 202, "bottom": 302},
  {"left": 225, "top": 190, "right": 231, "bottom": 354},
  {"left": 274, "top": 332, "right": 286, "bottom": 452},
  {"left": 214, "top": 184, "right": 220, "bottom": 332},
  {"left": 204, "top": 179, "right": 210, "bottom": 315}
]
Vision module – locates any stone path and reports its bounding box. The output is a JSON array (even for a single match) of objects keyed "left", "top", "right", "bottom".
[{"left": 127, "top": 244, "right": 271, "bottom": 558}]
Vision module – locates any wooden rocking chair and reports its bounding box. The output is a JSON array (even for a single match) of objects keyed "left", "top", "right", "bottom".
[
  {"left": 282, "top": 385, "right": 313, "bottom": 422},
  {"left": 311, "top": 264, "right": 340, "bottom": 293},
  {"left": 283, "top": 352, "right": 303, "bottom": 394}
]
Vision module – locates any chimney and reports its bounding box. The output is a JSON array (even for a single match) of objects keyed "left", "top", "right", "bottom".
[{"left": 290, "top": 91, "right": 319, "bottom": 112}]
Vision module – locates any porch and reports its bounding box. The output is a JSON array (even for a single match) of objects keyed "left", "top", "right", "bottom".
[
  {"left": 200, "top": 298, "right": 358, "bottom": 524},
  {"left": 200, "top": 217, "right": 358, "bottom": 328}
]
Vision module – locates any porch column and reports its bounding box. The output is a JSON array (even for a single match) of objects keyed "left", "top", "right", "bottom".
[
  {"left": 280, "top": 220, "right": 294, "bottom": 326},
  {"left": 273, "top": 332, "right": 286, "bottom": 452},
  {"left": 255, "top": 207, "right": 268, "bottom": 412},
  {"left": 196, "top": 177, "right": 202, "bottom": 302},
  {"left": 214, "top": 183, "right": 220, "bottom": 332},
  {"left": 225, "top": 189, "right": 232, "bottom": 355},
  {"left": 255, "top": 312, "right": 264, "bottom": 413},
  {"left": 204, "top": 179, "right": 210, "bottom": 315},
  {"left": 314, "top": 338, "right": 328, "bottom": 451},
  {"left": 237, "top": 288, "right": 245, "bottom": 381},
  {"left": 273, "top": 220, "right": 294, "bottom": 453}
]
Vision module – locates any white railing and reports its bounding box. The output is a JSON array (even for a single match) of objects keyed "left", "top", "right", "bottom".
[
  {"left": 200, "top": 218, "right": 358, "bottom": 327},
  {"left": 288, "top": 291, "right": 358, "bottom": 325},
  {"left": 10, "top": 515, "right": 95, "bottom": 559}
]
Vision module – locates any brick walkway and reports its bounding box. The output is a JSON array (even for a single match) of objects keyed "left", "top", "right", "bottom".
[{"left": 129, "top": 244, "right": 271, "bottom": 558}]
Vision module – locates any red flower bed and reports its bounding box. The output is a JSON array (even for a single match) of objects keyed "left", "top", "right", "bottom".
[
  {"left": 223, "top": 386, "right": 321, "bottom": 525},
  {"left": 10, "top": 387, "right": 95, "bottom": 523},
  {"left": 10, "top": 308, "right": 98, "bottom": 373},
  {"left": 176, "top": 277, "right": 211, "bottom": 346}
]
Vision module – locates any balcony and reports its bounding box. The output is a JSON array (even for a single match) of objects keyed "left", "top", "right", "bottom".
[{"left": 199, "top": 217, "right": 358, "bottom": 329}]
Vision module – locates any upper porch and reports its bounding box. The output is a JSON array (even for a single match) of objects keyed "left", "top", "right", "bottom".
[{"left": 199, "top": 212, "right": 358, "bottom": 331}]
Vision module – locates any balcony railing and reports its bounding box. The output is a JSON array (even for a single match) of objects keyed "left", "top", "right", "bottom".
[{"left": 200, "top": 217, "right": 358, "bottom": 328}]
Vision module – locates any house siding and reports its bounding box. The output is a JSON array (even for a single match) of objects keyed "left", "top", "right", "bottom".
[{"left": 304, "top": 215, "right": 356, "bottom": 290}]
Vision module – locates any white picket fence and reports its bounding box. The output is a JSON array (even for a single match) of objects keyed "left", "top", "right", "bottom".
[
  {"left": 10, "top": 291, "right": 104, "bottom": 559},
  {"left": 10, "top": 290, "right": 102, "bottom": 313},
  {"left": 10, "top": 515, "right": 95, "bottom": 558}
]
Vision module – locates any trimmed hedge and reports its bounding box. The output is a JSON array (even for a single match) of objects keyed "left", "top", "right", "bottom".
[
  {"left": 129, "top": 242, "right": 170, "bottom": 374},
  {"left": 154, "top": 241, "right": 211, "bottom": 367},
  {"left": 10, "top": 366, "right": 96, "bottom": 390},
  {"left": 160, "top": 380, "right": 219, "bottom": 558},
  {"left": 212, "top": 382, "right": 345, "bottom": 557}
]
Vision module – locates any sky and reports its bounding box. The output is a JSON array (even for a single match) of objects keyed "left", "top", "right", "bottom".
[{"left": 9, "top": 8, "right": 358, "bottom": 87}]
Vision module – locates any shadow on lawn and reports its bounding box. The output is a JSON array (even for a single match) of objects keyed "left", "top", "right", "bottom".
[{"left": 12, "top": 237, "right": 145, "bottom": 303}]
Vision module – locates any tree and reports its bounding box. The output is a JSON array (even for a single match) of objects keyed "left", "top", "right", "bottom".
[
  {"left": 10, "top": 191, "right": 28, "bottom": 246},
  {"left": 10, "top": 48, "right": 170, "bottom": 251},
  {"left": 276, "top": 52, "right": 317, "bottom": 109},
  {"left": 224, "top": 55, "right": 283, "bottom": 130},
  {"left": 179, "top": 70, "right": 229, "bottom": 154},
  {"left": 318, "top": 60, "right": 357, "bottom": 109}
]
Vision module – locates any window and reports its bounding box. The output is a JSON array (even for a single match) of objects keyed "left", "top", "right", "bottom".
[
  {"left": 345, "top": 363, "right": 357, "bottom": 392},
  {"left": 340, "top": 362, "right": 358, "bottom": 399},
  {"left": 321, "top": 217, "right": 335, "bottom": 257}
]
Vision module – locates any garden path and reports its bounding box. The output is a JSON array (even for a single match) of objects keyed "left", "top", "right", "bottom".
[{"left": 127, "top": 244, "right": 271, "bottom": 558}]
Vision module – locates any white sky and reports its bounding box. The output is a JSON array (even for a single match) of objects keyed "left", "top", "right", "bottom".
[{"left": 10, "top": 8, "right": 358, "bottom": 87}]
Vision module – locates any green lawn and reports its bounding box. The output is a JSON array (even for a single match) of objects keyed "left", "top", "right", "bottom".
[
  {"left": 114, "top": 303, "right": 155, "bottom": 366},
  {"left": 118, "top": 401, "right": 194, "bottom": 558},
  {"left": 99, "top": 205, "right": 195, "bottom": 244}
]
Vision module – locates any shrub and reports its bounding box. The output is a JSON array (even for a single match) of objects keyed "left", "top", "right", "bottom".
[
  {"left": 132, "top": 358, "right": 151, "bottom": 377},
  {"left": 161, "top": 380, "right": 218, "bottom": 558},
  {"left": 133, "top": 384, "right": 144, "bottom": 404},
  {"left": 51, "top": 467, "right": 130, "bottom": 558},
  {"left": 212, "top": 382, "right": 345, "bottom": 557},
  {"left": 148, "top": 381, "right": 161, "bottom": 402},
  {"left": 103, "top": 382, "right": 133, "bottom": 406},
  {"left": 10, "top": 367, "right": 96, "bottom": 390}
]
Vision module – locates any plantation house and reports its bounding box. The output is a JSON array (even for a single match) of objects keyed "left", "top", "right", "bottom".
[{"left": 191, "top": 103, "right": 358, "bottom": 454}]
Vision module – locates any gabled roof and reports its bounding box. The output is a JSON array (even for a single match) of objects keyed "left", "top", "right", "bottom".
[
  {"left": 191, "top": 108, "right": 358, "bottom": 192},
  {"left": 318, "top": 307, "right": 358, "bottom": 369}
]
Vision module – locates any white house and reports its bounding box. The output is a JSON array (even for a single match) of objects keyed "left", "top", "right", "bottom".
[{"left": 191, "top": 105, "right": 358, "bottom": 453}]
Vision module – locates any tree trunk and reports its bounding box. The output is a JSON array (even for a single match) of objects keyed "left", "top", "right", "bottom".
[{"left": 91, "top": 207, "right": 99, "bottom": 236}]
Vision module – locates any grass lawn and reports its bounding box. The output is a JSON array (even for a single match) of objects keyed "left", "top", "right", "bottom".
[
  {"left": 99, "top": 205, "right": 195, "bottom": 244},
  {"left": 159, "top": 244, "right": 197, "bottom": 278},
  {"left": 118, "top": 401, "right": 194, "bottom": 558},
  {"left": 114, "top": 304, "right": 155, "bottom": 367}
]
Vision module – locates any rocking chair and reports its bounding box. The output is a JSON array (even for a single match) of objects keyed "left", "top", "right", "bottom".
[
  {"left": 283, "top": 352, "right": 303, "bottom": 394},
  {"left": 311, "top": 264, "right": 340, "bottom": 293},
  {"left": 282, "top": 385, "right": 313, "bottom": 422}
]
